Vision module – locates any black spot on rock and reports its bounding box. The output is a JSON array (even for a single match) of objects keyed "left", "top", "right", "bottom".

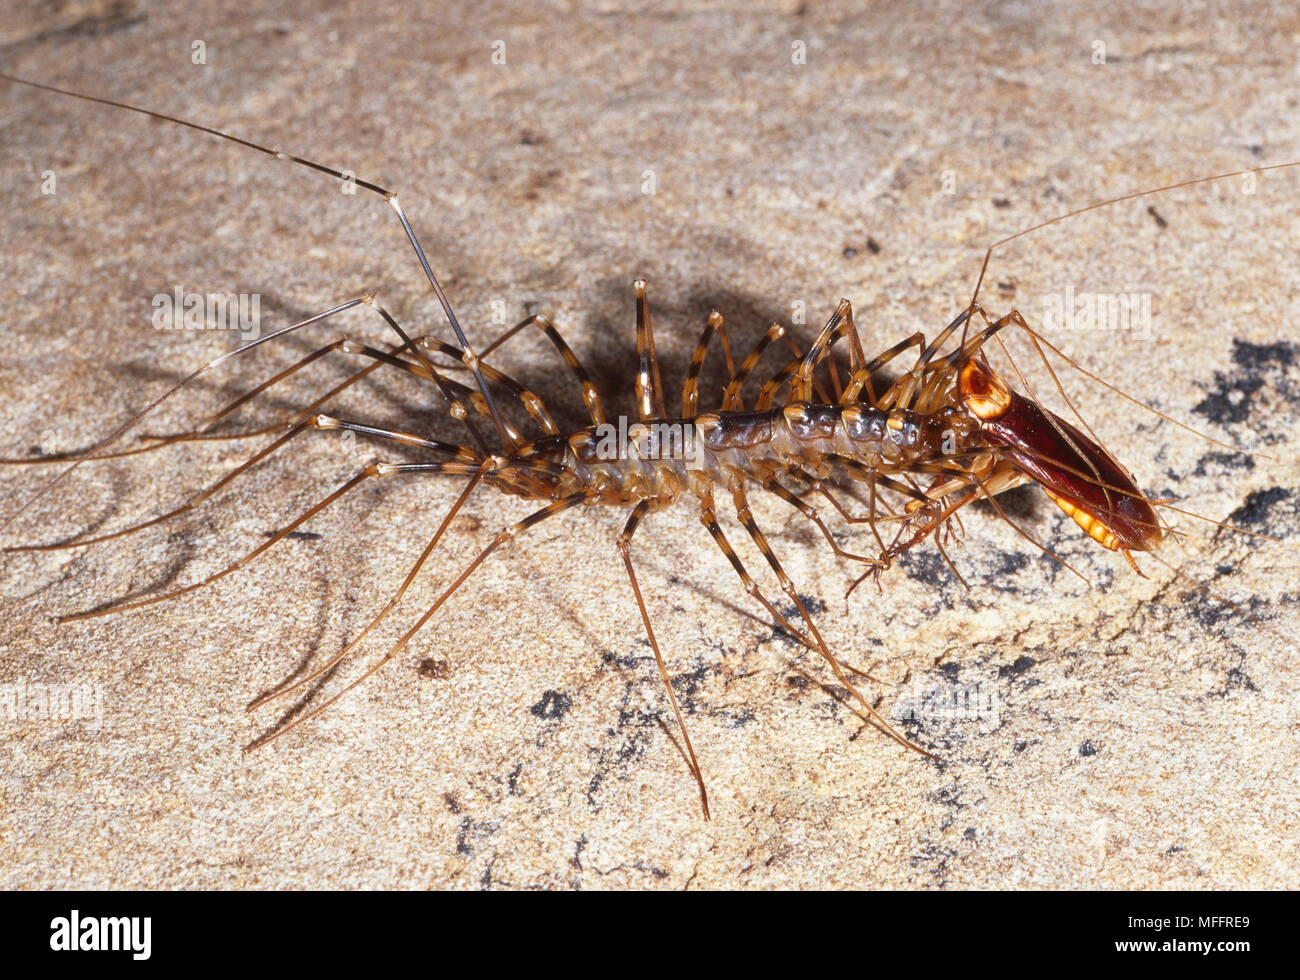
[
  {"left": 1226, "top": 487, "right": 1293, "bottom": 530},
  {"left": 530, "top": 689, "right": 572, "bottom": 720},
  {"left": 999, "top": 656, "right": 1035, "bottom": 679},
  {"left": 1190, "top": 451, "right": 1254, "bottom": 478},
  {"left": 1193, "top": 340, "right": 1299, "bottom": 426},
  {"left": 1233, "top": 339, "right": 1296, "bottom": 371},
  {"left": 1192, "top": 373, "right": 1264, "bottom": 427}
]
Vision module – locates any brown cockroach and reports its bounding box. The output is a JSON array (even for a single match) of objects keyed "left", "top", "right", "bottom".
[{"left": 0, "top": 72, "right": 1290, "bottom": 819}]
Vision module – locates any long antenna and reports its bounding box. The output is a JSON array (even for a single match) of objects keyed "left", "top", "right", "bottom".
[
  {"left": 0, "top": 70, "right": 513, "bottom": 454},
  {"left": 967, "top": 158, "right": 1300, "bottom": 310}
]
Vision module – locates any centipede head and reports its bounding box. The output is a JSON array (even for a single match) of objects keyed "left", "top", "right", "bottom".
[{"left": 958, "top": 357, "right": 1163, "bottom": 567}]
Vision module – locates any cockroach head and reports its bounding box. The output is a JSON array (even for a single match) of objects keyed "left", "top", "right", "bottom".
[{"left": 957, "top": 357, "right": 1011, "bottom": 421}]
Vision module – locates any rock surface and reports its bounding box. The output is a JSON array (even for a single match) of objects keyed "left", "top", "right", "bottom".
[{"left": 1, "top": 0, "right": 1296, "bottom": 888}]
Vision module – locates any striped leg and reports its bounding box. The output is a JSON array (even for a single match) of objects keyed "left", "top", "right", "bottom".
[
  {"left": 722, "top": 323, "right": 786, "bottom": 411},
  {"left": 57, "top": 458, "right": 484, "bottom": 622},
  {"left": 633, "top": 280, "right": 668, "bottom": 421},
  {"left": 681, "top": 311, "right": 736, "bottom": 418},
  {"left": 789, "top": 299, "right": 868, "bottom": 402},
  {"left": 248, "top": 465, "right": 486, "bottom": 737},
  {"left": 249, "top": 489, "right": 596, "bottom": 750},
  {"left": 480, "top": 312, "right": 608, "bottom": 426},
  {"left": 761, "top": 476, "right": 883, "bottom": 569}
]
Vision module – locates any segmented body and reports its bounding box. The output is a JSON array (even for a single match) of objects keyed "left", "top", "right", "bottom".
[{"left": 519, "top": 393, "right": 969, "bottom": 507}]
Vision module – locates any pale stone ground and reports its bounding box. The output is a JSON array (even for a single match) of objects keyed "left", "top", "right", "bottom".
[{"left": 0, "top": 0, "right": 1296, "bottom": 888}]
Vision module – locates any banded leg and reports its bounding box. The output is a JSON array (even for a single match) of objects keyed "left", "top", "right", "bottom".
[
  {"left": 754, "top": 354, "right": 804, "bottom": 411},
  {"left": 1, "top": 337, "right": 388, "bottom": 465},
  {"left": 480, "top": 312, "right": 608, "bottom": 426},
  {"left": 848, "top": 308, "right": 973, "bottom": 410},
  {"left": 815, "top": 479, "right": 893, "bottom": 561},
  {"left": 722, "top": 323, "right": 786, "bottom": 410},
  {"left": 698, "top": 489, "right": 819, "bottom": 653},
  {"left": 841, "top": 332, "right": 925, "bottom": 406},
  {"left": 0, "top": 297, "right": 368, "bottom": 533},
  {"left": 681, "top": 311, "right": 736, "bottom": 418},
  {"left": 730, "top": 485, "right": 933, "bottom": 757},
  {"left": 0, "top": 295, "right": 484, "bottom": 533},
  {"left": 419, "top": 338, "right": 555, "bottom": 438},
  {"left": 146, "top": 334, "right": 565, "bottom": 469},
  {"left": 700, "top": 492, "right": 891, "bottom": 688},
  {"left": 754, "top": 316, "right": 866, "bottom": 411},
  {"left": 633, "top": 280, "right": 668, "bottom": 421},
  {"left": 789, "top": 299, "right": 867, "bottom": 403},
  {"left": 3, "top": 337, "right": 400, "bottom": 462},
  {"left": 131, "top": 291, "right": 511, "bottom": 453},
  {"left": 8, "top": 354, "right": 480, "bottom": 552},
  {"left": 761, "top": 476, "right": 883, "bottom": 569},
  {"left": 618, "top": 500, "right": 711, "bottom": 819},
  {"left": 815, "top": 456, "right": 940, "bottom": 561},
  {"left": 782, "top": 330, "right": 837, "bottom": 403}
]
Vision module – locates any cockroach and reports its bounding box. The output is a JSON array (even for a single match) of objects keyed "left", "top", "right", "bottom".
[{"left": 0, "top": 71, "right": 1290, "bottom": 819}]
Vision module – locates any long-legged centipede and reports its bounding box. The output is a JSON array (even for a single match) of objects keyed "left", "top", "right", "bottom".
[{"left": 0, "top": 70, "right": 1292, "bottom": 822}]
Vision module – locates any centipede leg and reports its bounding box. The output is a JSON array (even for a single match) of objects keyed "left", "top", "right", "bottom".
[
  {"left": 2, "top": 338, "right": 392, "bottom": 464},
  {"left": 840, "top": 332, "right": 925, "bottom": 405},
  {"left": 730, "top": 486, "right": 933, "bottom": 757},
  {"left": 698, "top": 488, "right": 816, "bottom": 650},
  {"left": 762, "top": 477, "right": 882, "bottom": 569},
  {"left": 480, "top": 313, "right": 609, "bottom": 426},
  {"left": 632, "top": 280, "right": 669, "bottom": 421},
  {"left": 723, "top": 323, "right": 787, "bottom": 411},
  {"left": 692, "top": 483, "right": 881, "bottom": 685},
  {"left": 7, "top": 378, "right": 477, "bottom": 552},
  {"left": 248, "top": 464, "right": 486, "bottom": 730},
  {"left": 682, "top": 311, "right": 735, "bottom": 418},
  {"left": 819, "top": 480, "right": 894, "bottom": 561},
  {"left": 617, "top": 499, "right": 711, "bottom": 819},
  {"left": 56, "top": 458, "right": 483, "bottom": 621},
  {"left": 0, "top": 296, "right": 489, "bottom": 536},
  {"left": 249, "top": 489, "right": 596, "bottom": 751},
  {"left": 0, "top": 297, "right": 380, "bottom": 532},
  {"left": 790, "top": 299, "right": 868, "bottom": 403},
  {"left": 782, "top": 330, "right": 838, "bottom": 404}
]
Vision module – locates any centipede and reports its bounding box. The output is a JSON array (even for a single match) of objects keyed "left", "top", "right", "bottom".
[{"left": 0, "top": 70, "right": 1293, "bottom": 821}]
